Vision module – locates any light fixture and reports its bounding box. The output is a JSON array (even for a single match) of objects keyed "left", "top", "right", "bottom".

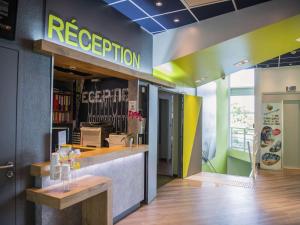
[
  {"left": 173, "top": 18, "right": 180, "bottom": 23},
  {"left": 195, "top": 77, "right": 207, "bottom": 84},
  {"left": 155, "top": 1, "right": 163, "bottom": 7},
  {"left": 291, "top": 50, "right": 297, "bottom": 55},
  {"left": 234, "top": 59, "right": 249, "bottom": 67},
  {"left": 296, "top": 37, "right": 300, "bottom": 42}
]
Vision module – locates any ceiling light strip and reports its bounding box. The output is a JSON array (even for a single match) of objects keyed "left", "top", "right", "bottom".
[
  {"left": 133, "top": 8, "right": 188, "bottom": 21},
  {"left": 140, "top": 26, "right": 155, "bottom": 35},
  {"left": 128, "top": 0, "right": 167, "bottom": 30},
  {"left": 152, "top": 30, "right": 165, "bottom": 34},
  {"left": 179, "top": 0, "right": 199, "bottom": 22},
  {"left": 231, "top": 0, "right": 238, "bottom": 11},
  {"left": 133, "top": 16, "right": 150, "bottom": 22},
  {"left": 108, "top": 0, "right": 127, "bottom": 6}
]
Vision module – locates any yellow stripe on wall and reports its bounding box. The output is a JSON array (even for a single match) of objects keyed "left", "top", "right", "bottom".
[{"left": 183, "top": 95, "right": 202, "bottom": 178}]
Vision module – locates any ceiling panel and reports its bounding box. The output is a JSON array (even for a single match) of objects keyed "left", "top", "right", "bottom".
[
  {"left": 102, "top": 0, "right": 274, "bottom": 34},
  {"left": 113, "top": 1, "right": 148, "bottom": 20},
  {"left": 135, "top": 18, "right": 165, "bottom": 33},
  {"left": 257, "top": 49, "right": 300, "bottom": 68},
  {"left": 281, "top": 61, "right": 300, "bottom": 67},
  {"left": 281, "top": 50, "right": 300, "bottom": 58},
  {"left": 191, "top": 1, "right": 235, "bottom": 21},
  {"left": 235, "top": 0, "right": 271, "bottom": 10},
  {"left": 131, "top": 0, "right": 186, "bottom": 16},
  {"left": 281, "top": 57, "right": 300, "bottom": 64},
  {"left": 154, "top": 10, "right": 197, "bottom": 29}
]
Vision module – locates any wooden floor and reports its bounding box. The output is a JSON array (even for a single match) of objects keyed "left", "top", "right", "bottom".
[{"left": 117, "top": 169, "right": 300, "bottom": 225}]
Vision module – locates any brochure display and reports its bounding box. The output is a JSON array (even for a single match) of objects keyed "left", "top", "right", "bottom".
[{"left": 260, "top": 103, "right": 283, "bottom": 170}]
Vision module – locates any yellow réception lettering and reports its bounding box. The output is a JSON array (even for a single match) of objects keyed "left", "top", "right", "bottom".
[
  {"left": 48, "top": 14, "right": 64, "bottom": 42},
  {"left": 112, "top": 42, "right": 121, "bottom": 61},
  {"left": 120, "top": 46, "right": 124, "bottom": 64},
  {"left": 103, "top": 38, "right": 112, "bottom": 57},
  {"left": 133, "top": 52, "right": 140, "bottom": 69},
  {"left": 65, "top": 19, "right": 78, "bottom": 47},
  {"left": 79, "top": 28, "right": 91, "bottom": 51},
  {"left": 47, "top": 14, "right": 142, "bottom": 69},
  {"left": 124, "top": 48, "right": 133, "bottom": 66},
  {"left": 92, "top": 33, "right": 102, "bottom": 56}
]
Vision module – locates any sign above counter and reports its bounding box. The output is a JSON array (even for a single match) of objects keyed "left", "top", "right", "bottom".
[
  {"left": 47, "top": 13, "right": 141, "bottom": 70},
  {"left": 0, "top": 0, "right": 18, "bottom": 40}
]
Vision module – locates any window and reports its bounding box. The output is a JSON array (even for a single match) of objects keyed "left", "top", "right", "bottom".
[{"left": 229, "top": 70, "right": 255, "bottom": 151}]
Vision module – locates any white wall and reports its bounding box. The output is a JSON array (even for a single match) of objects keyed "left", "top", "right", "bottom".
[{"left": 254, "top": 66, "right": 300, "bottom": 157}]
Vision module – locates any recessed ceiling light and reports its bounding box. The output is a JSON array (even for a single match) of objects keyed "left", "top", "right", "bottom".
[
  {"left": 195, "top": 77, "right": 207, "bottom": 84},
  {"left": 296, "top": 37, "right": 300, "bottom": 42},
  {"left": 234, "top": 59, "right": 249, "bottom": 67},
  {"left": 173, "top": 18, "right": 180, "bottom": 23},
  {"left": 155, "top": 1, "right": 163, "bottom": 7}
]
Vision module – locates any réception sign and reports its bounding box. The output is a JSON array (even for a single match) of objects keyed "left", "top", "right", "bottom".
[{"left": 47, "top": 13, "right": 141, "bottom": 69}]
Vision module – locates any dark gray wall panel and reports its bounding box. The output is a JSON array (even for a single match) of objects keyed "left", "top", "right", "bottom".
[
  {"left": 0, "top": 1, "right": 52, "bottom": 225},
  {"left": 0, "top": 1, "right": 154, "bottom": 225}
]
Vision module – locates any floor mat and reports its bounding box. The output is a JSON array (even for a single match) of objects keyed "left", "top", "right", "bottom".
[{"left": 186, "top": 172, "right": 254, "bottom": 189}]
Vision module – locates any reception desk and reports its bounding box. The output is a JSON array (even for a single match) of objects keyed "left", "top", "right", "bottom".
[{"left": 30, "top": 145, "right": 148, "bottom": 225}]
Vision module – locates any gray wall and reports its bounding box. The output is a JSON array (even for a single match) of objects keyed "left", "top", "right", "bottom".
[{"left": 0, "top": 1, "right": 52, "bottom": 225}]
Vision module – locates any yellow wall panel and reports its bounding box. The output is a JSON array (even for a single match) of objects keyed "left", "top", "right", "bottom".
[{"left": 183, "top": 95, "right": 202, "bottom": 177}]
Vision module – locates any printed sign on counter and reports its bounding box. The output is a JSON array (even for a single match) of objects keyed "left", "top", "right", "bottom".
[
  {"left": 260, "top": 103, "right": 283, "bottom": 170},
  {"left": 128, "top": 101, "right": 137, "bottom": 112}
]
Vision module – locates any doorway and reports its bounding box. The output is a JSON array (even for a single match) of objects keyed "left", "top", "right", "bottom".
[
  {"left": 158, "top": 96, "right": 172, "bottom": 176},
  {"left": 283, "top": 100, "right": 300, "bottom": 169},
  {"left": 157, "top": 91, "right": 182, "bottom": 188},
  {"left": 0, "top": 46, "right": 18, "bottom": 225}
]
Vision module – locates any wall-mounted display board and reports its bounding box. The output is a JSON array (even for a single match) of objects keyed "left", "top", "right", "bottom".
[
  {"left": 0, "top": 0, "right": 17, "bottom": 40},
  {"left": 260, "top": 103, "right": 283, "bottom": 170},
  {"left": 78, "top": 78, "right": 128, "bottom": 133}
]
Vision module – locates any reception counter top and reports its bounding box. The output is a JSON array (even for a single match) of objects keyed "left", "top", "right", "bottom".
[{"left": 31, "top": 145, "right": 148, "bottom": 177}]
